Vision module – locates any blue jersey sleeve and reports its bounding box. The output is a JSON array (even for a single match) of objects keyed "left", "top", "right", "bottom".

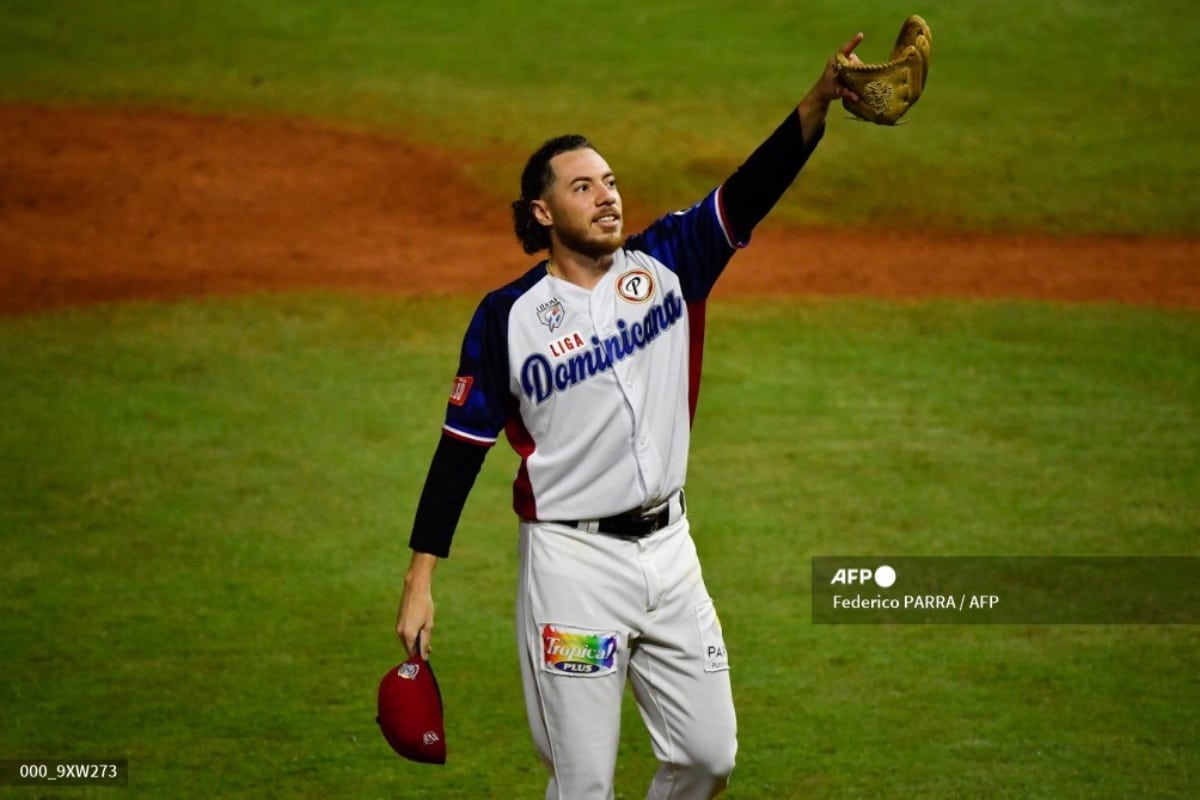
[
  {"left": 442, "top": 303, "right": 506, "bottom": 445},
  {"left": 623, "top": 188, "right": 738, "bottom": 303},
  {"left": 442, "top": 265, "right": 542, "bottom": 444},
  {"left": 625, "top": 109, "right": 825, "bottom": 303}
]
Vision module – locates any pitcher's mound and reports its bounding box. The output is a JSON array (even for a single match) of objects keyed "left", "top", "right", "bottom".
[{"left": 2, "top": 104, "right": 1197, "bottom": 314}]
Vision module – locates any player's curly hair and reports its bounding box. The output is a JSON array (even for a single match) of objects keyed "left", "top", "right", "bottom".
[{"left": 512, "top": 134, "right": 595, "bottom": 254}]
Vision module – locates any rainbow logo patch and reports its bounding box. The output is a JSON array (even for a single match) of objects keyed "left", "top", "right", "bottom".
[{"left": 541, "top": 624, "right": 619, "bottom": 677}]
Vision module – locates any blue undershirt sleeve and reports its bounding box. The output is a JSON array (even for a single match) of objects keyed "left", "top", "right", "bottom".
[
  {"left": 408, "top": 432, "right": 489, "bottom": 558},
  {"left": 719, "top": 110, "right": 824, "bottom": 246}
]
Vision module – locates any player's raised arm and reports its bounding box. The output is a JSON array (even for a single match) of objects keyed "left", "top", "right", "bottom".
[{"left": 719, "top": 32, "right": 865, "bottom": 247}]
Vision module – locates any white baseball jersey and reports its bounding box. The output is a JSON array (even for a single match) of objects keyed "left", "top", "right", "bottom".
[{"left": 442, "top": 186, "right": 741, "bottom": 522}]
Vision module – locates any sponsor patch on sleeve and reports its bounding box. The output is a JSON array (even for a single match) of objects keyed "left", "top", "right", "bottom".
[
  {"left": 695, "top": 599, "right": 729, "bottom": 672},
  {"left": 540, "top": 624, "right": 620, "bottom": 677},
  {"left": 448, "top": 376, "right": 473, "bottom": 406}
]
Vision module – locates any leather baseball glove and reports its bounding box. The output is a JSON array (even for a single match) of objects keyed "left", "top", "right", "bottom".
[{"left": 836, "top": 15, "right": 932, "bottom": 125}]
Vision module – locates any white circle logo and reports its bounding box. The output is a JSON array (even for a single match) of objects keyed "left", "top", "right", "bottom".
[
  {"left": 616, "top": 269, "right": 654, "bottom": 303},
  {"left": 874, "top": 565, "right": 896, "bottom": 588}
]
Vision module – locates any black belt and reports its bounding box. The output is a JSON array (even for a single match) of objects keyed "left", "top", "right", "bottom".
[{"left": 562, "top": 491, "right": 685, "bottom": 539}]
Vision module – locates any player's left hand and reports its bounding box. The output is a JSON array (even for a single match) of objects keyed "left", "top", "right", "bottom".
[
  {"left": 815, "top": 33, "right": 865, "bottom": 106},
  {"left": 797, "top": 32, "right": 866, "bottom": 142}
]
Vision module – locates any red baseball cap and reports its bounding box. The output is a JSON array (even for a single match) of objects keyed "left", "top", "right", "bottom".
[{"left": 376, "top": 652, "right": 446, "bottom": 764}]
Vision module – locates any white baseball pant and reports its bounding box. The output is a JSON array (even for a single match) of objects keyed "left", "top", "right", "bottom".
[{"left": 516, "top": 505, "right": 737, "bottom": 799}]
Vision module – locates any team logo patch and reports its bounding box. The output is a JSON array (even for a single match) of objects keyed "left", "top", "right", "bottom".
[
  {"left": 541, "top": 624, "right": 619, "bottom": 677},
  {"left": 448, "top": 376, "right": 473, "bottom": 406},
  {"left": 616, "top": 268, "right": 654, "bottom": 303},
  {"left": 537, "top": 297, "right": 566, "bottom": 331},
  {"left": 398, "top": 662, "right": 420, "bottom": 680}
]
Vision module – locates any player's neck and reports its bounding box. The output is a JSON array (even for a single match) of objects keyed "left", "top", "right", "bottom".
[{"left": 546, "top": 250, "right": 615, "bottom": 291}]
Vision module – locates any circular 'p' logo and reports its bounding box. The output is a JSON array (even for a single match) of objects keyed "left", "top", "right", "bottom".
[{"left": 616, "top": 269, "right": 654, "bottom": 303}]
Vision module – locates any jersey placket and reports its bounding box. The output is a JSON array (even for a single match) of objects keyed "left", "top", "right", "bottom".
[{"left": 590, "top": 263, "right": 663, "bottom": 504}]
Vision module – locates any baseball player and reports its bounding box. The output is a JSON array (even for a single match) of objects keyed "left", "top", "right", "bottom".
[{"left": 396, "top": 34, "right": 866, "bottom": 799}]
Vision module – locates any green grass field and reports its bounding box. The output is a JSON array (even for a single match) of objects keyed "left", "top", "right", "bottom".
[
  {"left": 2, "top": 1, "right": 1199, "bottom": 798},
  {"left": 2, "top": 298, "right": 1197, "bottom": 798}
]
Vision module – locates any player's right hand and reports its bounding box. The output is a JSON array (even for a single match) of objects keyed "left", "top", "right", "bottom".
[{"left": 396, "top": 552, "right": 438, "bottom": 660}]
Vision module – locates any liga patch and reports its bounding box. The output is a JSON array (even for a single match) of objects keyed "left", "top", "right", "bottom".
[
  {"left": 448, "top": 376, "right": 473, "bottom": 406},
  {"left": 695, "top": 599, "right": 729, "bottom": 673},
  {"left": 548, "top": 330, "right": 586, "bottom": 359},
  {"left": 540, "top": 624, "right": 619, "bottom": 677}
]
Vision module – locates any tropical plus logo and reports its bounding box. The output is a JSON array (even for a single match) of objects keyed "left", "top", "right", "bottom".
[{"left": 541, "top": 624, "right": 618, "bottom": 677}]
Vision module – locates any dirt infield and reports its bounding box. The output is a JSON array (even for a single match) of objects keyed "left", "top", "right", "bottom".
[{"left": 3, "top": 104, "right": 1198, "bottom": 315}]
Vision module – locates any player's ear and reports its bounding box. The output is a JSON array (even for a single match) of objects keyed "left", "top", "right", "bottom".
[{"left": 530, "top": 199, "right": 553, "bottom": 227}]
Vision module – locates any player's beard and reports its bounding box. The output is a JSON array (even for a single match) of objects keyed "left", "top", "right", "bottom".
[{"left": 554, "top": 217, "right": 624, "bottom": 260}]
